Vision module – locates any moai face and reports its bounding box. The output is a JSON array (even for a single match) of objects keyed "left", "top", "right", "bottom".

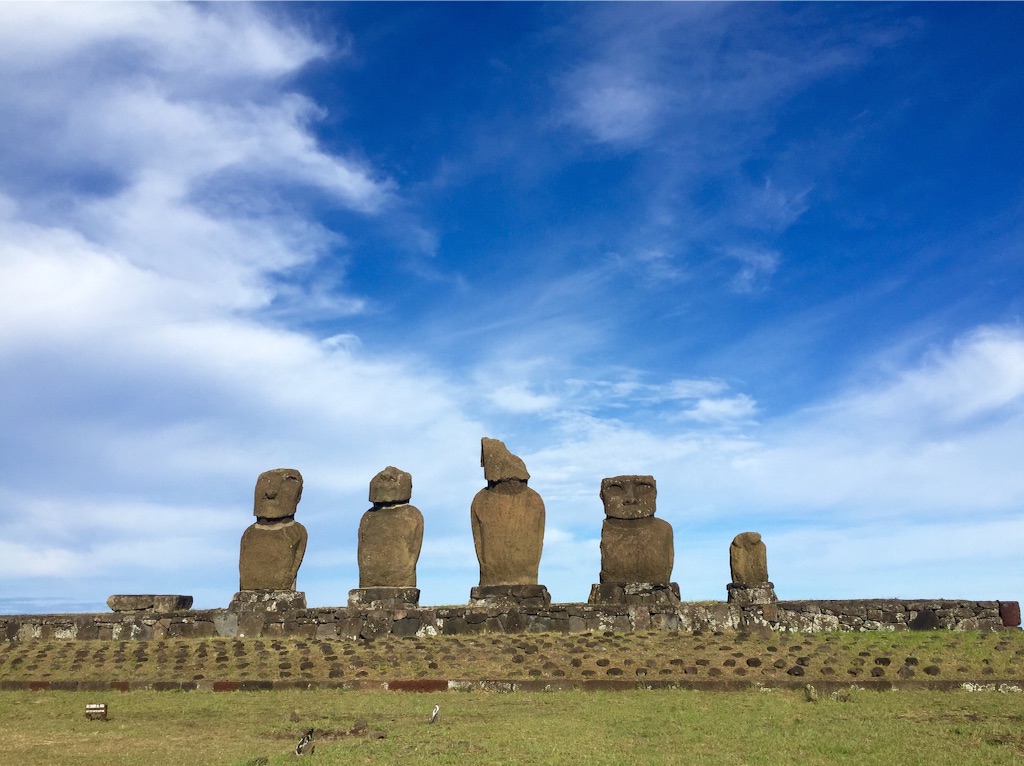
[
  {"left": 253, "top": 468, "right": 303, "bottom": 520},
  {"left": 369, "top": 466, "right": 413, "bottom": 505},
  {"left": 600, "top": 475, "right": 657, "bottom": 520}
]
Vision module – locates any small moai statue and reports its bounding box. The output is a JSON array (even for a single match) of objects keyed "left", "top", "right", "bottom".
[
  {"left": 232, "top": 468, "right": 308, "bottom": 611},
  {"left": 469, "top": 437, "right": 550, "bottom": 607},
  {"left": 348, "top": 466, "right": 424, "bottom": 609},
  {"left": 588, "top": 475, "right": 680, "bottom": 605},
  {"left": 726, "top": 531, "right": 777, "bottom": 606}
]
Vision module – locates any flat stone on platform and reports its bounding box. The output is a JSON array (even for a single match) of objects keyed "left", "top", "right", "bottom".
[
  {"left": 469, "top": 584, "right": 551, "bottom": 608},
  {"left": 348, "top": 587, "right": 420, "bottom": 609},
  {"left": 588, "top": 582, "right": 680, "bottom": 606},
  {"left": 106, "top": 595, "right": 193, "bottom": 613},
  {"left": 228, "top": 590, "right": 307, "bottom": 612},
  {"left": 999, "top": 601, "right": 1021, "bottom": 628}
]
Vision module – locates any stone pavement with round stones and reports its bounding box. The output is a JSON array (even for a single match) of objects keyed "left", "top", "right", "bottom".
[{"left": 2, "top": 628, "right": 1023, "bottom": 692}]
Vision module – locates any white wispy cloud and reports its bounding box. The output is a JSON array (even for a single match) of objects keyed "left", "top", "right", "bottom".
[
  {"left": 1, "top": 5, "right": 1019, "bottom": 614},
  {"left": 549, "top": 5, "right": 900, "bottom": 296},
  {"left": 559, "top": 64, "right": 667, "bottom": 146},
  {"left": 0, "top": 4, "right": 479, "bottom": 610},
  {"left": 499, "top": 324, "right": 1024, "bottom": 600},
  {"left": 0, "top": 4, "right": 324, "bottom": 79},
  {"left": 726, "top": 247, "right": 781, "bottom": 294},
  {"left": 554, "top": 5, "right": 878, "bottom": 150}
]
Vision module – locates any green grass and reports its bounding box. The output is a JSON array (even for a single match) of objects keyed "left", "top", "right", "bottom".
[
  {"left": 1, "top": 686, "right": 1023, "bottom": 765},
  {"left": 2, "top": 629, "right": 1023, "bottom": 764}
]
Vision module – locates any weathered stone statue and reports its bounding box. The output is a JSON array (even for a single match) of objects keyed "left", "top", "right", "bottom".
[
  {"left": 232, "top": 468, "right": 308, "bottom": 611},
  {"left": 349, "top": 466, "right": 424, "bottom": 609},
  {"left": 729, "top": 531, "right": 768, "bottom": 584},
  {"left": 589, "top": 475, "right": 679, "bottom": 605},
  {"left": 726, "top": 531, "right": 777, "bottom": 605},
  {"left": 469, "top": 437, "right": 550, "bottom": 606}
]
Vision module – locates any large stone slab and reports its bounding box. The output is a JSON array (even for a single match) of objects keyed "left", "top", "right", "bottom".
[{"left": 106, "top": 595, "right": 193, "bottom": 613}]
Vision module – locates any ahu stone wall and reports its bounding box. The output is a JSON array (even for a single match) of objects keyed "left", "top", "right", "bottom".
[
  {"left": 1, "top": 598, "right": 1019, "bottom": 643},
  {"left": 744, "top": 599, "right": 1017, "bottom": 633}
]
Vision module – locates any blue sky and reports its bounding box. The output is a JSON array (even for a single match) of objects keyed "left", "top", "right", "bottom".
[{"left": 2, "top": 3, "right": 1023, "bottom": 614}]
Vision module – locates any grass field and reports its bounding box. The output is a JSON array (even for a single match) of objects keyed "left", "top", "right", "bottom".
[
  {"left": 2, "top": 686, "right": 1023, "bottom": 765},
  {"left": 1, "top": 629, "right": 1023, "bottom": 765}
]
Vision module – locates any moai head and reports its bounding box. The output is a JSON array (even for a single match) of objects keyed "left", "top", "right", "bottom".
[
  {"left": 481, "top": 437, "right": 530, "bottom": 484},
  {"left": 253, "top": 468, "right": 303, "bottom": 520},
  {"left": 369, "top": 466, "right": 413, "bottom": 505},
  {"left": 734, "top": 531, "right": 761, "bottom": 547},
  {"left": 600, "top": 475, "right": 657, "bottom": 520}
]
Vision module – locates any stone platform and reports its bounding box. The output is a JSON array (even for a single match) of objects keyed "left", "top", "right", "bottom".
[
  {"left": 0, "top": 598, "right": 1018, "bottom": 643},
  {"left": 348, "top": 587, "right": 420, "bottom": 609},
  {"left": 2, "top": 623, "right": 1022, "bottom": 693},
  {"left": 588, "top": 582, "right": 680, "bottom": 605},
  {"left": 469, "top": 584, "right": 551, "bottom": 608}
]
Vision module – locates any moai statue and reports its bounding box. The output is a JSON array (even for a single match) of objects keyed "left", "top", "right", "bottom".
[
  {"left": 469, "top": 437, "right": 550, "bottom": 606},
  {"left": 588, "top": 475, "right": 680, "bottom": 605},
  {"left": 348, "top": 466, "right": 424, "bottom": 609},
  {"left": 726, "top": 531, "right": 777, "bottom": 606},
  {"left": 232, "top": 468, "right": 308, "bottom": 611}
]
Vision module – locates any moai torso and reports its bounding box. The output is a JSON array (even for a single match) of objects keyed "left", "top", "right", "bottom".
[
  {"left": 598, "top": 475, "right": 674, "bottom": 583},
  {"left": 238, "top": 468, "right": 308, "bottom": 590},
  {"left": 729, "top": 531, "right": 769, "bottom": 584},
  {"left": 600, "top": 516, "right": 674, "bottom": 583},
  {"left": 239, "top": 521, "right": 308, "bottom": 589},
  {"left": 471, "top": 438, "right": 545, "bottom": 587},
  {"left": 357, "top": 466, "right": 424, "bottom": 588}
]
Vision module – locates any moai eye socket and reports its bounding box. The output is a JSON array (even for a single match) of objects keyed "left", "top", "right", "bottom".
[{"left": 603, "top": 483, "right": 626, "bottom": 499}]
